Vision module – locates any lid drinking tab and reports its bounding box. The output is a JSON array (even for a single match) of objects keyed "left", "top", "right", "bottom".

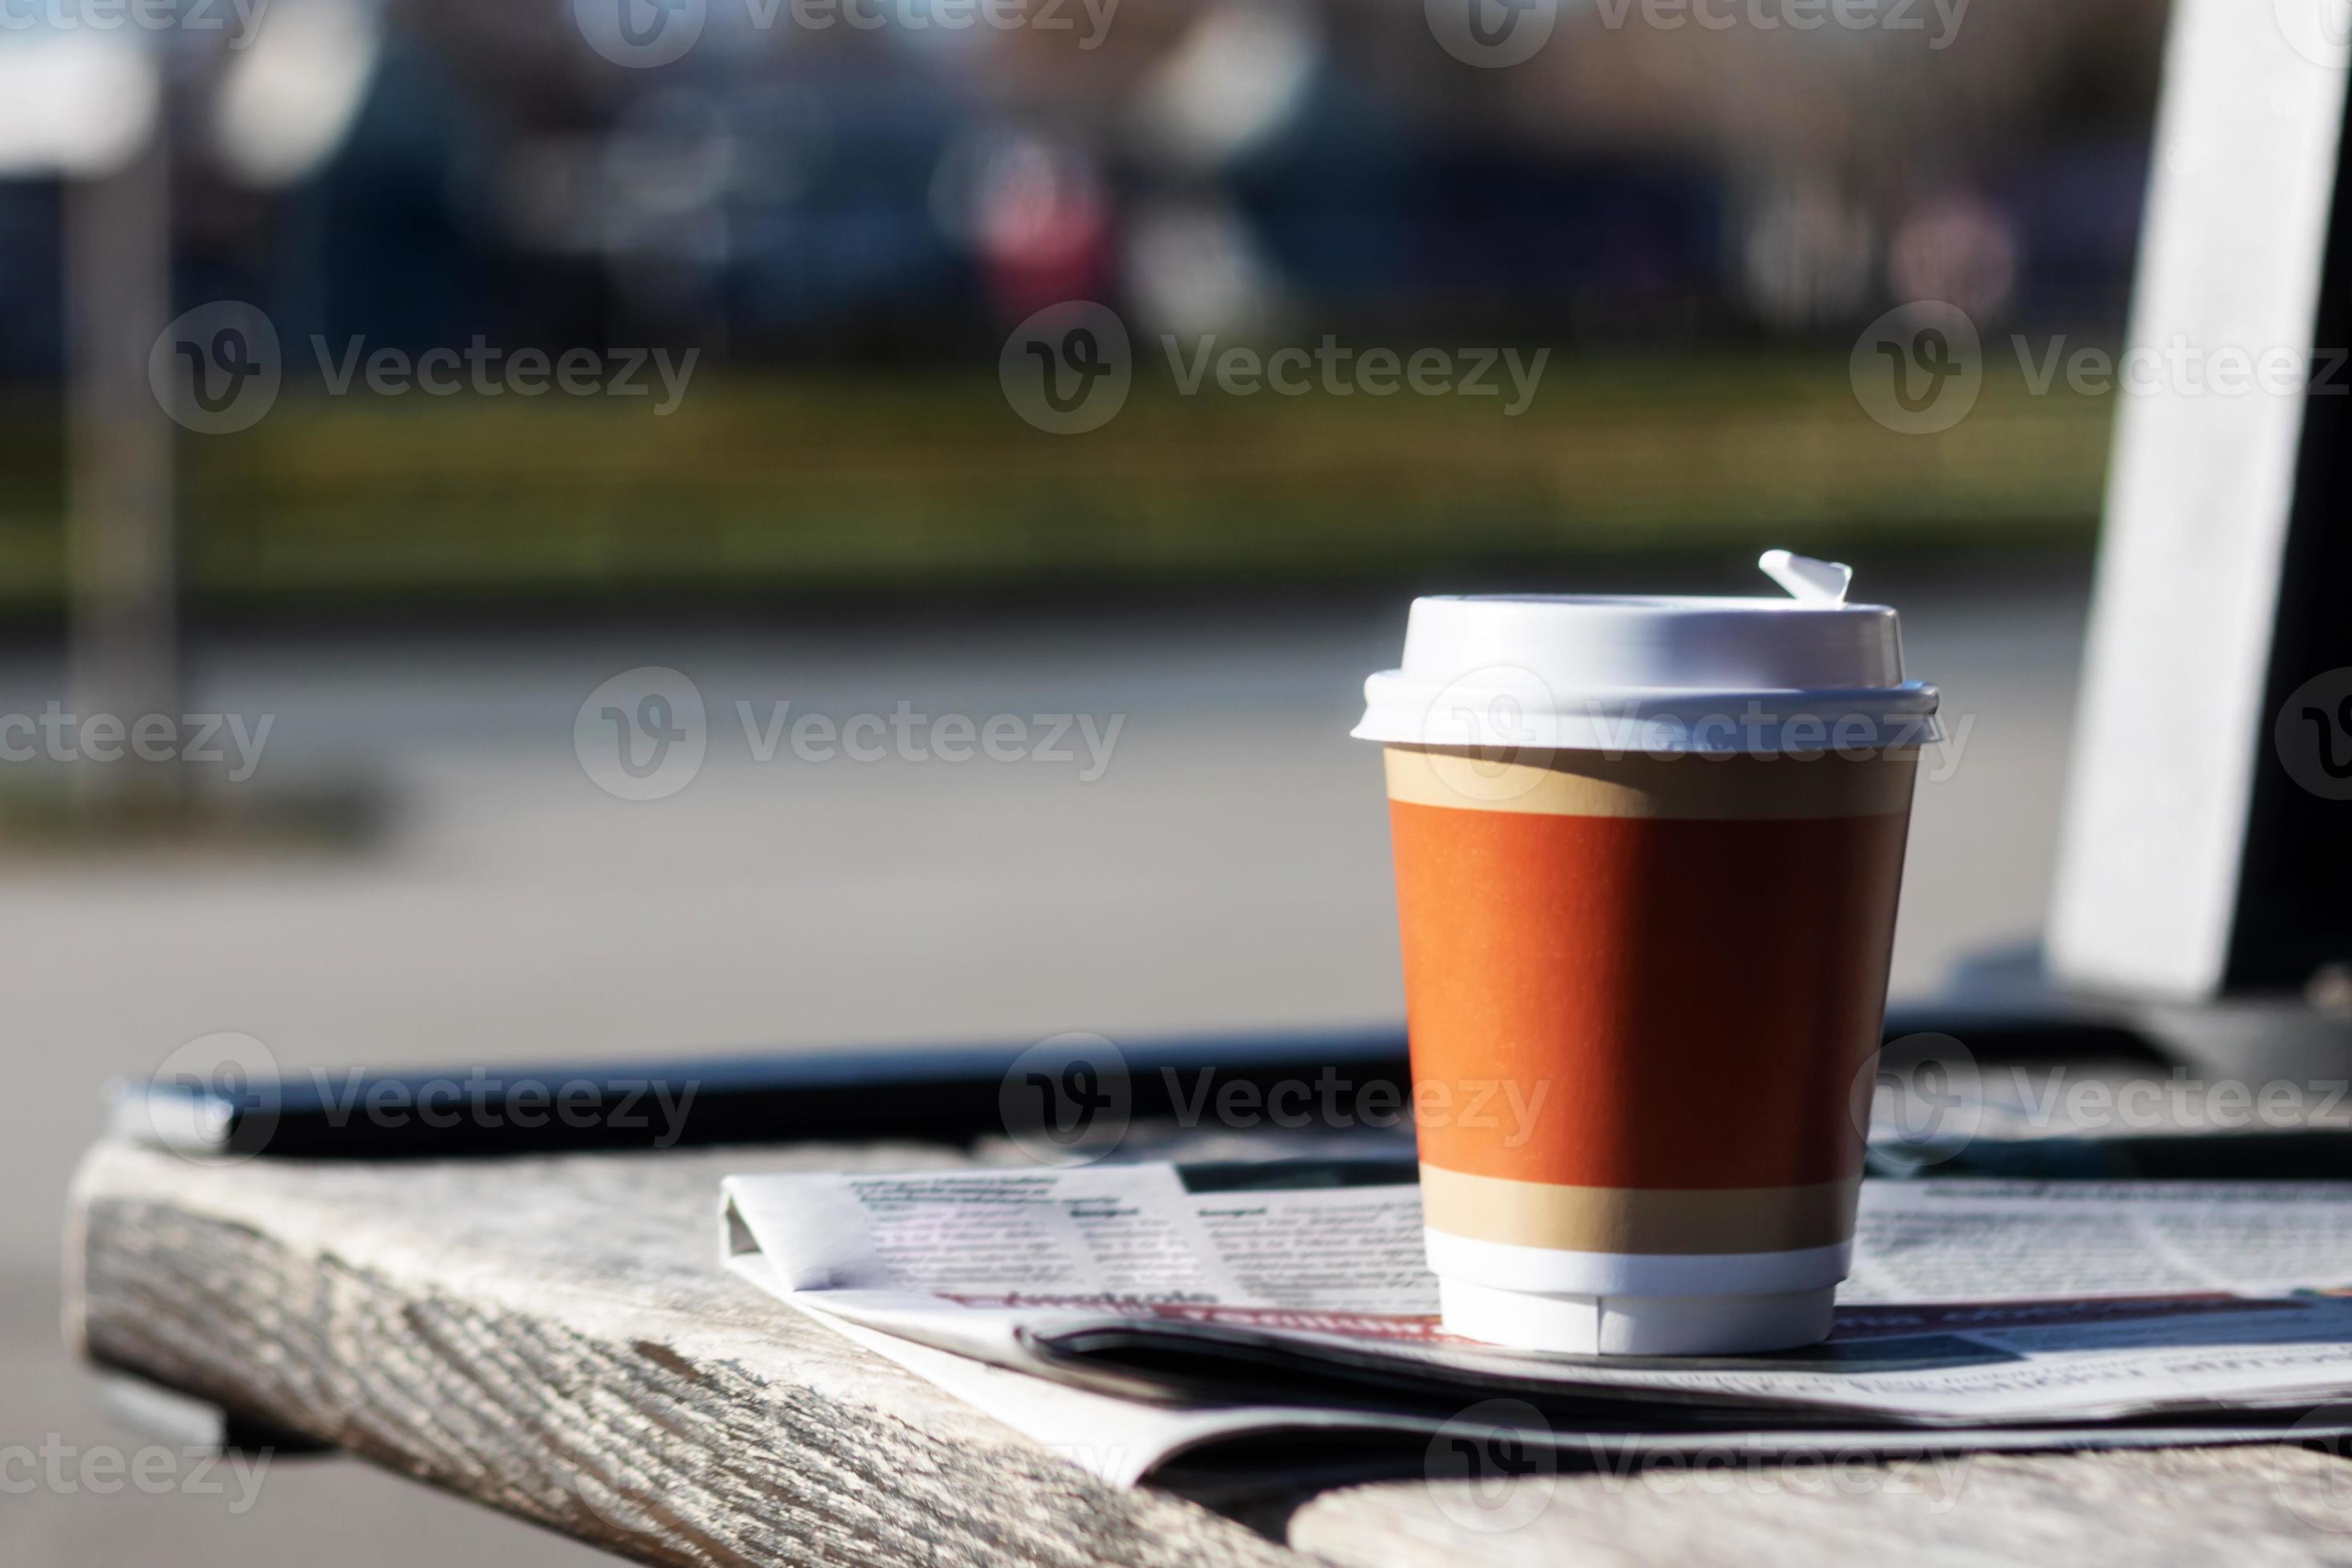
[{"left": 1758, "top": 550, "right": 1853, "bottom": 605}]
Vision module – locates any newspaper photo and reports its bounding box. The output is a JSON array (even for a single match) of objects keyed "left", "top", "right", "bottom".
[{"left": 720, "top": 1161, "right": 2352, "bottom": 1478}]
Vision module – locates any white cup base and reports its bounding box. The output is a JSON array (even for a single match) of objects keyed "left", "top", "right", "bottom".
[{"left": 1438, "top": 1276, "right": 1837, "bottom": 1357}]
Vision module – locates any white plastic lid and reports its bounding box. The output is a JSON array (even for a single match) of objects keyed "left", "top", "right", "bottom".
[{"left": 1353, "top": 550, "right": 1940, "bottom": 754}]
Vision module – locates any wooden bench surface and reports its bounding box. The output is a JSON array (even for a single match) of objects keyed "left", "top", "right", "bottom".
[{"left": 66, "top": 1125, "right": 2352, "bottom": 1566}]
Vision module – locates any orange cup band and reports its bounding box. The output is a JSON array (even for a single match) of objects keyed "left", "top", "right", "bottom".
[{"left": 1387, "top": 745, "right": 1912, "bottom": 1195}]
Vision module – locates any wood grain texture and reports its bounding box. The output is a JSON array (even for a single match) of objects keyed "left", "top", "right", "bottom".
[
  {"left": 1288, "top": 1443, "right": 2352, "bottom": 1568},
  {"left": 67, "top": 1132, "right": 2352, "bottom": 1568},
  {"left": 66, "top": 1141, "right": 1308, "bottom": 1568}
]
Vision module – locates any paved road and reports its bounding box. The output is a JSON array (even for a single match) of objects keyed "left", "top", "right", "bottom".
[{"left": 0, "top": 562, "right": 2090, "bottom": 1564}]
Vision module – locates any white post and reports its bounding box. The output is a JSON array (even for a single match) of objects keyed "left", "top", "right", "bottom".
[{"left": 65, "top": 117, "right": 176, "bottom": 806}]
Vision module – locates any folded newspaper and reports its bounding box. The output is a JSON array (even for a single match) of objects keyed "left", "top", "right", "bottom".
[{"left": 721, "top": 1160, "right": 2352, "bottom": 1483}]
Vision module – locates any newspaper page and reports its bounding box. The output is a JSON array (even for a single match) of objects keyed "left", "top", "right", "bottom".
[
  {"left": 748, "top": 1262, "right": 2337, "bottom": 1486},
  {"left": 722, "top": 1162, "right": 2352, "bottom": 1443}
]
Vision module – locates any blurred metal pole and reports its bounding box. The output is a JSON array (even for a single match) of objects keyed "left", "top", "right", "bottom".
[{"left": 65, "top": 118, "right": 177, "bottom": 807}]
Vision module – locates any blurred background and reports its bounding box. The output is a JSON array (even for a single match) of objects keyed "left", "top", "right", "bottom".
[{"left": 6, "top": 0, "right": 2166, "bottom": 1560}]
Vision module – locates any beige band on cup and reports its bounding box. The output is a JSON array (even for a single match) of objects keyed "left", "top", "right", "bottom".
[
  {"left": 1384, "top": 745, "right": 1918, "bottom": 820},
  {"left": 1419, "top": 1164, "right": 1863, "bottom": 1255}
]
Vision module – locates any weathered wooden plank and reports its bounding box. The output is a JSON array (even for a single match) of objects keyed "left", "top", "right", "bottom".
[
  {"left": 66, "top": 1141, "right": 1309, "bottom": 1568},
  {"left": 1286, "top": 1442, "right": 2352, "bottom": 1568},
  {"left": 70, "top": 1128, "right": 2352, "bottom": 1568}
]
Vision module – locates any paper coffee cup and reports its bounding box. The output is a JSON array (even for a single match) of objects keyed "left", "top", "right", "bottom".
[{"left": 1353, "top": 553, "right": 1938, "bottom": 1357}]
